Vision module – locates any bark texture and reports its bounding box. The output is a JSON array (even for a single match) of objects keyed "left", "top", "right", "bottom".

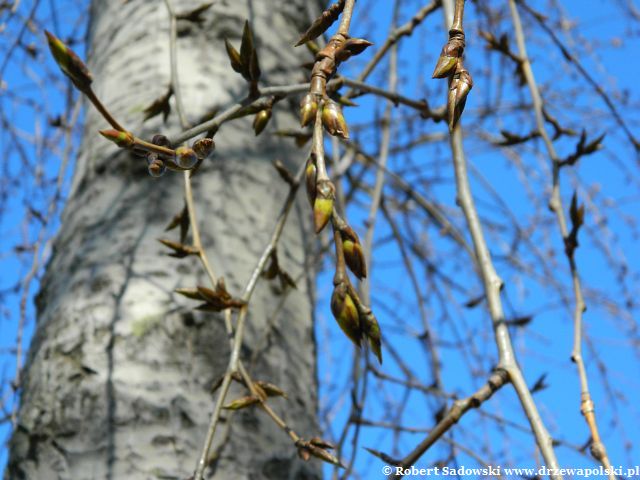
[{"left": 8, "top": 0, "right": 321, "bottom": 478}]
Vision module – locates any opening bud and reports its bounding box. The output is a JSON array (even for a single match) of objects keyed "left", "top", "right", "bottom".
[
  {"left": 99, "top": 129, "right": 134, "bottom": 148},
  {"left": 313, "top": 179, "right": 335, "bottom": 233},
  {"left": 44, "top": 30, "right": 93, "bottom": 91},
  {"left": 432, "top": 35, "right": 465, "bottom": 79},
  {"left": 330, "top": 283, "right": 362, "bottom": 347},
  {"left": 340, "top": 226, "right": 367, "bottom": 279},
  {"left": 321, "top": 101, "right": 349, "bottom": 139}
]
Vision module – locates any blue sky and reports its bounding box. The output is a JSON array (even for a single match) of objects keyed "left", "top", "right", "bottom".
[{"left": 315, "top": 0, "right": 640, "bottom": 477}]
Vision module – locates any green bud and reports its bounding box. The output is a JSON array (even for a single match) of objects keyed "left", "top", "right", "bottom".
[
  {"left": 432, "top": 36, "right": 465, "bottom": 79},
  {"left": 99, "top": 129, "right": 134, "bottom": 148},
  {"left": 314, "top": 198, "right": 333, "bottom": 234},
  {"left": 341, "top": 226, "right": 367, "bottom": 279},
  {"left": 361, "top": 310, "right": 382, "bottom": 364},
  {"left": 313, "top": 180, "right": 335, "bottom": 233},
  {"left": 330, "top": 283, "right": 362, "bottom": 347},
  {"left": 223, "top": 395, "right": 260, "bottom": 410},
  {"left": 432, "top": 55, "right": 458, "bottom": 79},
  {"left": 44, "top": 30, "right": 93, "bottom": 91}
]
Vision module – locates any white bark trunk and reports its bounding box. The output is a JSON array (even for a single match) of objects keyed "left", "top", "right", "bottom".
[{"left": 8, "top": 1, "right": 321, "bottom": 478}]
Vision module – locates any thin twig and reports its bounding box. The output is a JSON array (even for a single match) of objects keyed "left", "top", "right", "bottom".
[
  {"left": 160, "top": 3, "right": 315, "bottom": 476},
  {"left": 391, "top": 2, "right": 563, "bottom": 475},
  {"left": 336, "top": 0, "right": 356, "bottom": 37},
  {"left": 508, "top": 1, "right": 615, "bottom": 475},
  {"left": 518, "top": 0, "right": 639, "bottom": 151},
  {"left": 389, "top": 370, "right": 509, "bottom": 478},
  {"left": 348, "top": 0, "right": 441, "bottom": 91},
  {"left": 193, "top": 161, "right": 308, "bottom": 479}
]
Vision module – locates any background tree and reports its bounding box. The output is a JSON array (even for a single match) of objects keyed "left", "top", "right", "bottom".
[
  {"left": 2, "top": 0, "right": 639, "bottom": 479},
  {"left": 4, "top": 0, "right": 325, "bottom": 478}
]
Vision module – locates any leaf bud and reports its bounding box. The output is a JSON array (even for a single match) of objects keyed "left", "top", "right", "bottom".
[
  {"left": 313, "top": 179, "right": 335, "bottom": 233},
  {"left": 321, "top": 100, "right": 349, "bottom": 139},
  {"left": 224, "top": 38, "right": 244, "bottom": 74},
  {"left": 147, "top": 154, "right": 166, "bottom": 178},
  {"left": 305, "top": 157, "right": 317, "bottom": 207},
  {"left": 340, "top": 226, "right": 367, "bottom": 279},
  {"left": 222, "top": 395, "right": 260, "bottom": 410},
  {"left": 192, "top": 138, "right": 215, "bottom": 158},
  {"left": 330, "top": 283, "right": 362, "bottom": 347},
  {"left": 300, "top": 93, "right": 318, "bottom": 127},
  {"left": 361, "top": 309, "right": 382, "bottom": 364},
  {"left": 175, "top": 146, "right": 198, "bottom": 169},
  {"left": 253, "top": 108, "right": 272, "bottom": 136},
  {"left": 448, "top": 66, "right": 473, "bottom": 129},
  {"left": 44, "top": 30, "right": 93, "bottom": 91},
  {"left": 432, "top": 35, "right": 465, "bottom": 79},
  {"left": 99, "top": 129, "right": 134, "bottom": 148}
]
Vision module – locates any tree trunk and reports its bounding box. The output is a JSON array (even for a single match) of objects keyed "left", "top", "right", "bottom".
[{"left": 8, "top": 1, "right": 321, "bottom": 478}]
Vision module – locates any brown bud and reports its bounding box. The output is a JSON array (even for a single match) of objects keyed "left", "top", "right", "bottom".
[
  {"left": 448, "top": 66, "right": 473, "bottom": 129},
  {"left": 313, "top": 179, "right": 335, "bottom": 233},
  {"left": 240, "top": 20, "right": 260, "bottom": 82},
  {"left": 307, "top": 443, "right": 344, "bottom": 467},
  {"left": 432, "top": 36, "right": 465, "bottom": 79},
  {"left": 224, "top": 38, "right": 244, "bottom": 75},
  {"left": 255, "top": 381, "right": 287, "bottom": 398},
  {"left": 432, "top": 54, "right": 458, "bottom": 79},
  {"left": 147, "top": 154, "right": 166, "bottom": 178},
  {"left": 335, "top": 38, "right": 373, "bottom": 63},
  {"left": 321, "top": 101, "right": 349, "bottom": 139},
  {"left": 309, "top": 437, "right": 335, "bottom": 450},
  {"left": 300, "top": 93, "right": 318, "bottom": 127},
  {"left": 253, "top": 108, "right": 272, "bottom": 136},
  {"left": 175, "top": 146, "right": 198, "bottom": 169},
  {"left": 44, "top": 30, "right": 93, "bottom": 91},
  {"left": 340, "top": 226, "right": 366, "bottom": 279},
  {"left": 99, "top": 129, "right": 134, "bottom": 148},
  {"left": 249, "top": 49, "right": 261, "bottom": 84},
  {"left": 192, "top": 138, "right": 215, "bottom": 158},
  {"left": 151, "top": 134, "right": 171, "bottom": 147},
  {"left": 330, "top": 283, "right": 362, "bottom": 347}
]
